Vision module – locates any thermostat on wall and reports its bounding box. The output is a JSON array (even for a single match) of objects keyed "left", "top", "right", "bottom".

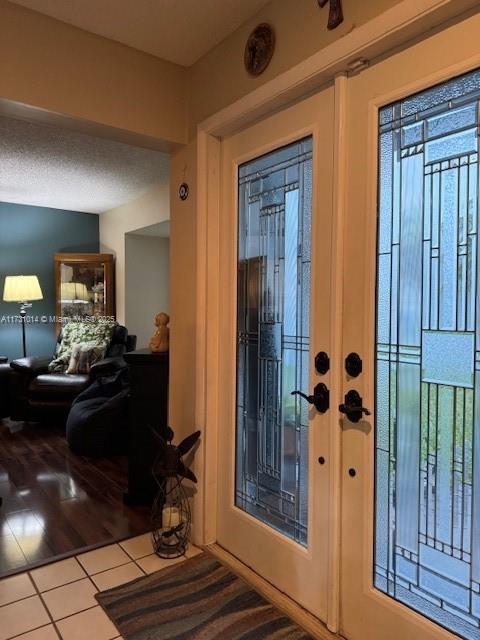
[{"left": 179, "top": 183, "right": 189, "bottom": 201}]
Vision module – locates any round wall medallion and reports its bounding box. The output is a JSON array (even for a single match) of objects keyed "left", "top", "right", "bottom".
[
  {"left": 244, "top": 23, "right": 275, "bottom": 77},
  {"left": 179, "top": 183, "right": 189, "bottom": 201}
]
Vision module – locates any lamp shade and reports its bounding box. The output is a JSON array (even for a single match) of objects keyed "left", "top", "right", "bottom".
[
  {"left": 60, "top": 282, "right": 89, "bottom": 303},
  {"left": 3, "top": 275, "right": 43, "bottom": 302}
]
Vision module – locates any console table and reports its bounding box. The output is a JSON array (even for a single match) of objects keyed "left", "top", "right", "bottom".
[{"left": 123, "top": 349, "right": 169, "bottom": 506}]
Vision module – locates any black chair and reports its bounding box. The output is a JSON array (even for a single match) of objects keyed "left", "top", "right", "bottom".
[
  {"left": 66, "top": 369, "right": 130, "bottom": 457},
  {"left": 8, "top": 326, "right": 136, "bottom": 421},
  {"left": 0, "top": 356, "right": 10, "bottom": 419}
]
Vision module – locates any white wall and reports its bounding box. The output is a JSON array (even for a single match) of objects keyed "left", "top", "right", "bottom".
[
  {"left": 99, "top": 181, "right": 169, "bottom": 324},
  {"left": 125, "top": 234, "right": 170, "bottom": 348}
]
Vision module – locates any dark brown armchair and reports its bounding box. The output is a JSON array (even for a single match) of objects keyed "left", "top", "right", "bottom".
[
  {"left": 0, "top": 356, "right": 10, "bottom": 419},
  {"left": 8, "top": 325, "right": 136, "bottom": 421}
]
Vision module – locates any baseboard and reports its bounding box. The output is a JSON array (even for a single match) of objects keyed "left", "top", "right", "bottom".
[{"left": 206, "top": 543, "right": 346, "bottom": 640}]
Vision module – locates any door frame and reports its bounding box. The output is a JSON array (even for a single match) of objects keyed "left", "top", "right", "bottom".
[{"left": 192, "top": 1, "right": 479, "bottom": 635}]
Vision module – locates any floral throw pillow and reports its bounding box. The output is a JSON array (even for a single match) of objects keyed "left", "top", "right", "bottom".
[
  {"left": 49, "top": 321, "right": 117, "bottom": 373},
  {"left": 66, "top": 342, "right": 107, "bottom": 375}
]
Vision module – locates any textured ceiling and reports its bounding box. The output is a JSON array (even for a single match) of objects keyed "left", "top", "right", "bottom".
[
  {"left": 10, "top": 0, "right": 270, "bottom": 67},
  {"left": 0, "top": 116, "right": 169, "bottom": 214}
]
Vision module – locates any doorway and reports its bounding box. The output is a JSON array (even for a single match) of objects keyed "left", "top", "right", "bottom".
[
  {"left": 207, "top": 9, "right": 480, "bottom": 640},
  {"left": 125, "top": 221, "right": 170, "bottom": 349}
]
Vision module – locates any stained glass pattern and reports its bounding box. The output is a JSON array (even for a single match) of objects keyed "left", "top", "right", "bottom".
[
  {"left": 376, "top": 70, "right": 480, "bottom": 639},
  {"left": 236, "top": 138, "right": 312, "bottom": 546}
]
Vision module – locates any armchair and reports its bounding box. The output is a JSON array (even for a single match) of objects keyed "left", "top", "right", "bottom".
[
  {"left": 9, "top": 325, "right": 136, "bottom": 421},
  {"left": 0, "top": 357, "right": 10, "bottom": 419}
]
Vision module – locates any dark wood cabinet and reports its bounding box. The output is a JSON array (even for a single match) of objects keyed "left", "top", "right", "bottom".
[{"left": 123, "top": 349, "right": 169, "bottom": 506}]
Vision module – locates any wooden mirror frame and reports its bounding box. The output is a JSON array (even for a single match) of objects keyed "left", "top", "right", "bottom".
[{"left": 54, "top": 253, "right": 115, "bottom": 334}]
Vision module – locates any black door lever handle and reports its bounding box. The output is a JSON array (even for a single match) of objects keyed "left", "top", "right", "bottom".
[
  {"left": 291, "top": 383, "right": 329, "bottom": 414},
  {"left": 339, "top": 390, "right": 371, "bottom": 423},
  {"left": 291, "top": 390, "right": 312, "bottom": 403}
]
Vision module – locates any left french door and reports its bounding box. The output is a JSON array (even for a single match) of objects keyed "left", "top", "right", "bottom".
[{"left": 215, "top": 83, "right": 335, "bottom": 621}]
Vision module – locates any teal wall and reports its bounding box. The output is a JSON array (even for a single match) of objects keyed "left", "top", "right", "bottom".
[{"left": 0, "top": 202, "right": 99, "bottom": 360}]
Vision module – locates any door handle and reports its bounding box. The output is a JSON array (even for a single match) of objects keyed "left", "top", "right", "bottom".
[
  {"left": 339, "top": 390, "right": 371, "bottom": 423},
  {"left": 291, "top": 383, "right": 329, "bottom": 413}
]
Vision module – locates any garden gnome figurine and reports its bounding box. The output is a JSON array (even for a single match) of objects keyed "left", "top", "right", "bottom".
[{"left": 150, "top": 312, "right": 169, "bottom": 353}]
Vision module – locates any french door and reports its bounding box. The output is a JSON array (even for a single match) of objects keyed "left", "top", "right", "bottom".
[
  {"left": 216, "top": 85, "right": 335, "bottom": 621},
  {"left": 215, "top": 9, "right": 480, "bottom": 640},
  {"left": 341, "top": 11, "right": 480, "bottom": 640}
]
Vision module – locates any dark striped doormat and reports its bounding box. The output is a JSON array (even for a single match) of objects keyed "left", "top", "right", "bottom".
[{"left": 96, "top": 552, "right": 313, "bottom": 639}]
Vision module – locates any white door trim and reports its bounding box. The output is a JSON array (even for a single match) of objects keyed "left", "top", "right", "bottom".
[
  {"left": 192, "top": 0, "right": 480, "bottom": 632},
  {"left": 198, "top": 0, "right": 478, "bottom": 139}
]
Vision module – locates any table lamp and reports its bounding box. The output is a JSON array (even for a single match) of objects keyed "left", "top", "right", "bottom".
[{"left": 3, "top": 275, "right": 43, "bottom": 357}]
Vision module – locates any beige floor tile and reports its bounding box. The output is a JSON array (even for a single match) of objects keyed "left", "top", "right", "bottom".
[
  {"left": 41, "top": 578, "right": 97, "bottom": 621},
  {"left": 15, "top": 625, "right": 60, "bottom": 639},
  {"left": 0, "top": 572, "right": 35, "bottom": 606},
  {"left": 77, "top": 545, "right": 130, "bottom": 575},
  {"left": 91, "top": 562, "right": 143, "bottom": 591},
  {"left": 0, "top": 595, "right": 50, "bottom": 640},
  {"left": 30, "top": 558, "right": 86, "bottom": 593},
  {"left": 135, "top": 552, "right": 186, "bottom": 574},
  {"left": 56, "top": 606, "right": 118, "bottom": 640},
  {"left": 119, "top": 533, "right": 153, "bottom": 560}
]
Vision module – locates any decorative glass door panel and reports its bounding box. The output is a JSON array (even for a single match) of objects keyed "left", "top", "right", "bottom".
[
  {"left": 236, "top": 138, "right": 312, "bottom": 546},
  {"left": 375, "top": 68, "right": 480, "bottom": 640}
]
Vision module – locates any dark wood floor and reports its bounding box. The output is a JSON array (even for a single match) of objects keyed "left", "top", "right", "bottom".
[{"left": 0, "top": 418, "right": 151, "bottom": 577}]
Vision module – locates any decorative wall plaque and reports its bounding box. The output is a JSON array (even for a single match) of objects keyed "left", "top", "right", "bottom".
[{"left": 244, "top": 23, "right": 275, "bottom": 77}]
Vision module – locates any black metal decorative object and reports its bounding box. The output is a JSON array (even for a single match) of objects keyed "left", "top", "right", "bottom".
[
  {"left": 317, "top": 0, "right": 344, "bottom": 30},
  {"left": 151, "top": 426, "right": 201, "bottom": 559}
]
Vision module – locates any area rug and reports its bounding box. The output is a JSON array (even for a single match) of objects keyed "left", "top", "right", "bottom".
[{"left": 96, "top": 552, "right": 312, "bottom": 639}]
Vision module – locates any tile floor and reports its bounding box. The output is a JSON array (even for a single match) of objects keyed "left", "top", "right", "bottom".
[{"left": 0, "top": 533, "right": 202, "bottom": 640}]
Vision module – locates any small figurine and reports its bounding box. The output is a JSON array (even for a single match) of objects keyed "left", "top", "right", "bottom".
[{"left": 150, "top": 312, "right": 169, "bottom": 353}]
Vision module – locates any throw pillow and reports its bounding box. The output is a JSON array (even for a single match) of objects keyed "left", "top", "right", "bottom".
[
  {"left": 67, "top": 342, "right": 106, "bottom": 375},
  {"left": 49, "top": 320, "right": 118, "bottom": 373}
]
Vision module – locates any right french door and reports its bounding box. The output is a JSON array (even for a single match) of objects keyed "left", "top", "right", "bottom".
[{"left": 341, "top": 10, "right": 480, "bottom": 640}]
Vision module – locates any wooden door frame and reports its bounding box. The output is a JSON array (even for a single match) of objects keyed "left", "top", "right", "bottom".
[{"left": 192, "top": 1, "right": 479, "bottom": 634}]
